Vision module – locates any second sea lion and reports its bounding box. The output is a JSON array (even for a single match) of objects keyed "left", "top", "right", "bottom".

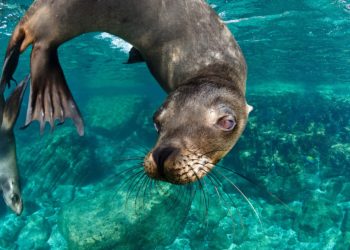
[{"left": 0, "top": 76, "right": 29, "bottom": 215}]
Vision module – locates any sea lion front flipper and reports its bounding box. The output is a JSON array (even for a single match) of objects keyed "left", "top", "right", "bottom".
[
  {"left": 125, "top": 47, "right": 145, "bottom": 64},
  {"left": 2, "top": 75, "right": 29, "bottom": 131},
  {"left": 0, "top": 29, "right": 25, "bottom": 92},
  {"left": 25, "top": 45, "right": 84, "bottom": 136}
]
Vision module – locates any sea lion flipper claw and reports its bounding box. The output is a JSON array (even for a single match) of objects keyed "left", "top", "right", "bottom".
[{"left": 25, "top": 45, "right": 84, "bottom": 136}]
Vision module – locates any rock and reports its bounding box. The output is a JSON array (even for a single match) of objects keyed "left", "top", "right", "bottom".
[
  {"left": 58, "top": 183, "right": 191, "bottom": 249},
  {"left": 335, "top": 232, "right": 350, "bottom": 250},
  {"left": 295, "top": 195, "right": 342, "bottom": 241},
  {"left": 50, "top": 185, "right": 76, "bottom": 206},
  {"left": 18, "top": 127, "right": 104, "bottom": 205},
  {"left": 0, "top": 215, "right": 25, "bottom": 249},
  {"left": 341, "top": 208, "right": 350, "bottom": 233},
  {"left": 47, "top": 225, "right": 68, "bottom": 250},
  {"left": 325, "top": 144, "right": 350, "bottom": 177},
  {"left": 17, "top": 213, "right": 51, "bottom": 249}
]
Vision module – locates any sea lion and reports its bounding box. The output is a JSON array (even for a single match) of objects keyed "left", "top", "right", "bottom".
[
  {"left": 1, "top": 0, "right": 252, "bottom": 185},
  {"left": 0, "top": 76, "right": 29, "bottom": 215}
]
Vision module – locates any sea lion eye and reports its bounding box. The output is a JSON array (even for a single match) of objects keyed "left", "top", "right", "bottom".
[{"left": 216, "top": 116, "right": 236, "bottom": 131}]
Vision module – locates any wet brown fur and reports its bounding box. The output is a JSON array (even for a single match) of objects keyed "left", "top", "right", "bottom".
[{"left": 1, "top": 0, "right": 250, "bottom": 184}]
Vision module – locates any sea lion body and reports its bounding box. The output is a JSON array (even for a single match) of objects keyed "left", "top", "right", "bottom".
[
  {"left": 0, "top": 76, "right": 28, "bottom": 215},
  {"left": 14, "top": 0, "right": 246, "bottom": 92},
  {"left": 2, "top": 0, "right": 252, "bottom": 184}
]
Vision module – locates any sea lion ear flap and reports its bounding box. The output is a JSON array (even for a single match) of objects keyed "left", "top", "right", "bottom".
[
  {"left": 2, "top": 75, "right": 29, "bottom": 131},
  {"left": 246, "top": 104, "right": 253, "bottom": 114}
]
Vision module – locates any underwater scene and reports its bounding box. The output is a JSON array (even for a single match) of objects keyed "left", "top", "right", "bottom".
[{"left": 0, "top": 0, "right": 350, "bottom": 249}]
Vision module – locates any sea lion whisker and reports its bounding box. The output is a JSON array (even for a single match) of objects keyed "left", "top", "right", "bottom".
[
  {"left": 214, "top": 170, "right": 262, "bottom": 226},
  {"left": 129, "top": 146, "right": 149, "bottom": 157},
  {"left": 114, "top": 157, "right": 145, "bottom": 163},
  {"left": 144, "top": 178, "right": 154, "bottom": 204},
  {"left": 188, "top": 148, "right": 227, "bottom": 159},
  {"left": 204, "top": 171, "right": 241, "bottom": 233},
  {"left": 218, "top": 166, "right": 290, "bottom": 210},
  {"left": 154, "top": 182, "right": 182, "bottom": 210},
  {"left": 175, "top": 185, "right": 194, "bottom": 227},
  {"left": 190, "top": 165, "right": 209, "bottom": 220},
  {"left": 189, "top": 182, "right": 197, "bottom": 206},
  {"left": 140, "top": 175, "right": 152, "bottom": 212},
  {"left": 150, "top": 179, "right": 156, "bottom": 196},
  {"left": 116, "top": 163, "right": 143, "bottom": 173},
  {"left": 180, "top": 185, "right": 190, "bottom": 205},
  {"left": 133, "top": 174, "right": 145, "bottom": 209},
  {"left": 202, "top": 166, "right": 244, "bottom": 224},
  {"left": 216, "top": 175, "right": 246, "bottom": 230},
  {"left": 129, "top": 173, "right": 147, "bottom": 212},
  {"left": 154, "top": 182, "right": 177, "bottom": 208},
  {"left": 196, "top": 181, "right": 207, "bottom": 221},
  {"left": 125, "top": 174, "right": 145, "bottom": 212},
  {"left": 202, "top": 165, "right": 246, "bottom": 230},
  {"left": 163, "top": 185, "right": 180, "bottom": 209},
  {"left": 171, "top": 185, "right": 188, "bottom": 209},
  {"left": 154, "top": 180, "right": 165, "bottom": 198},
  {"left": 154, "top": 182, "right": 176, "bottom": 208},
  {"left": 208, "top": 175, "right": 235, "bottom": 225},
  {"left": 103, "top": 165, "right": 143, "bottom": 191},
  {"left": 122, "top": 169, "right": 144, "bottom": 194},
  {"left": 208, "top": 176, "right": 237, "bottom": 234},
  {"left": 138, "top": 144, "right": 151, "bottom": 154},
  {"left": 202, "top": 178, "right": 211, "bottom": 228},
  {"left": 141, "top": 177, "right": 152, "bottom": 210},
  {"left": 122, "top": 170, "right": 144, "bottom": 207},
  {"left": 134, "top": 174, "right": 149, "bottom": 210},
  {"left": 129, "top": 143, "right": 149, "bottom": 152},
  {"left": 114, "top": 164, "right": 143, "bottom": 180}
]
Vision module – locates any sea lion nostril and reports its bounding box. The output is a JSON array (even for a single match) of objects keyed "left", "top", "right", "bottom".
[{"left": 152, "top": 147, "right": 177, "bottom": 177}]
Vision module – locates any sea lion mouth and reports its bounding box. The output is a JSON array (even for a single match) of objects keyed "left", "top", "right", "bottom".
[
  {"left": 2, "top": 190, "right": 23, "bottom": 215},
  {"left": 144, "top": 147, "right": 220, "bottom": 185},
  {"left": 11, "top": 196, "right": 23, "bottom": 215}
]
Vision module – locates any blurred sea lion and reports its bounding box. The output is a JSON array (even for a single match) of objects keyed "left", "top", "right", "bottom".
[{"left": 0, "top": 76, "right": 29, "bottom": 215}]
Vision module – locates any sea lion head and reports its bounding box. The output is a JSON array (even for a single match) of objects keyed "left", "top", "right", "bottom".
[
  {"left": 144, "top": 78, "right": 252, "bottom": 185},
  {"left": 0, "top": 132, "right": 23, "bottom": 216},
  {"left": 1, "top": 177, "right": 23, "bottom": 215}
]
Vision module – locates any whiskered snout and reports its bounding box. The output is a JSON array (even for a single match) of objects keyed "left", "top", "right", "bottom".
[
  {"left": 144, "top": 146, "right": 216, "bottom": 185},
  {"left": 2, "top": 185, "right": 23, "bottom": 215},
  {"left": 9, "top": 194, "right": 23, "bottom": 215}
]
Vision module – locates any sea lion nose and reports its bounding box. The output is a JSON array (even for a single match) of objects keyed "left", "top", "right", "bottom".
[{"left": 152, "top": 147, "right": 178, "bottom": 177}]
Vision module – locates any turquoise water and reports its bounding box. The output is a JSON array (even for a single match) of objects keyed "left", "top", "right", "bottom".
[{"left": 1, "top": 0, "right": 350, "bottom": 249}]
